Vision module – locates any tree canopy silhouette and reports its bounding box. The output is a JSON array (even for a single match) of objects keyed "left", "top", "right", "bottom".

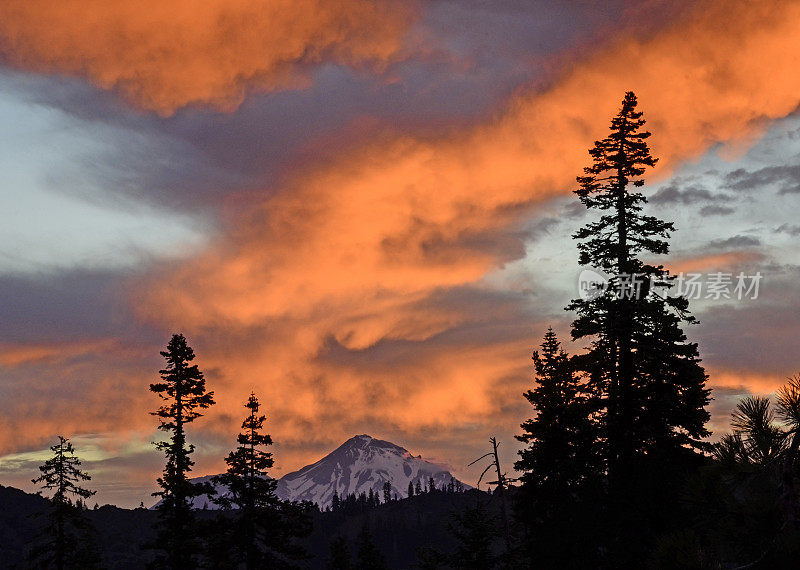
[
  {"left": 30, "top": 436, "right": 100, "bottom": 570},
  {"left": 514, "top": 327, "right": 599, "bottom": 565},
  {"left": 211, "top": 392, "right": 310, "bottom": 568},
  {"left": 148, "top": 333, "right": 215, "bottom": 570}
]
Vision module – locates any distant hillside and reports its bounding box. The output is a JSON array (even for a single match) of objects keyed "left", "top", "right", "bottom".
[{"left": 0, "top": 484, "right": 504, "bottom": 569}]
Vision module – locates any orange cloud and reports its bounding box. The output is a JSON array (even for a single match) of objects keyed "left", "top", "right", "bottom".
[
  {"left": 708, "top": 369, "right": 790, "bottom": 395},
  {"left": 667, "top": 251, "right": 766, "bottom": 274},
  {"left": 132, "top": 0, "right": 800, "bottom": 456},
  {"left": 0, "top": 340, "right": 112, "bottom": 367},
  {"left": 0, "top": 0, "right": 418, "bottom": 114},
  {"left": 0, "top": 339, "right": 157, "bottom": 455}
]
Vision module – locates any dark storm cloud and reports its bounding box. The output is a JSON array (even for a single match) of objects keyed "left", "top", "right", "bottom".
[
  {"left": 724, "top": 164, "right": 800, "bottom": 194},
  {"left": 0, "top": 269, "right": 134, "bottom": 343},
  {"left": 699, "top": 205, "right": 736, "bottom": 216},
  {"left": 707, "top": 235, "right": 761, "bottom": 250},
  {"left": 649, "top": 180, "right": 733, "bottom": 205},
  {"left": 775, "top": 224, "right": 800, "bottom": 236}
]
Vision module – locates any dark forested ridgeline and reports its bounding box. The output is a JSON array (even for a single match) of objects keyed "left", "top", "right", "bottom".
[{"left": 0, "top": 485, "right": 505, "bottom": 569}]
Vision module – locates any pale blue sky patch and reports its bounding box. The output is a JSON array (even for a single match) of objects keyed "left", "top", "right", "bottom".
[{"left": 0, "top": 88, "right": 209, "bottom": 275}]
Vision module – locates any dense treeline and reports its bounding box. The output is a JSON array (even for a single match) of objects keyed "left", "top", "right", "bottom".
[
  {"left": 16, "top": 92, "right": 800, "bottom": 568},
  {"left": 328, "top": 476, "right": 465, "bottom": 516},
  {"left": 512, "top": 92, "right": 800, "bottom": 569}
]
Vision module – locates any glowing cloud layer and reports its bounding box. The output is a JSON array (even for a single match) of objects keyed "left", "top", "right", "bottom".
[
  {"left": 0, "top": 0, "right": 418, "bottom": 114},
  {"left": 135, "top": 1, "right": 800, "bottom": 445}
]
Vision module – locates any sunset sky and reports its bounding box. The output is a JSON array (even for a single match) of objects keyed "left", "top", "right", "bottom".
[{"left": 1, "top": 0, "right": 800, "bottom": 508}]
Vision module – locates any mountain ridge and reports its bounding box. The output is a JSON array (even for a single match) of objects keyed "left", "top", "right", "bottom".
[{"left": 183, "top": 434, "right": 469, "bottom": 510}]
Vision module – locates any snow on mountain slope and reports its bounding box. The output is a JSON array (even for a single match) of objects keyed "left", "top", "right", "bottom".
[
  {"left": 165, "top": 434, "right": 468, "bottom": 510},
  {"left": 275, "top": 434, "right": 467, "bottom": 508}
]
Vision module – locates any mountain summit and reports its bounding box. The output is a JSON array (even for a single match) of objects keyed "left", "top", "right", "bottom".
[
  {"left": 177, "top": 434, "right": 467, "bottom": 510},
  {"left": 275, "top": 434, "right": 467, "bottom": 508}
]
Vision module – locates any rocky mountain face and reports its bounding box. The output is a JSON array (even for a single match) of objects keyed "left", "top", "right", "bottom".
[{"left": 181, "top": 434, "right": 468, "bottom": 510}]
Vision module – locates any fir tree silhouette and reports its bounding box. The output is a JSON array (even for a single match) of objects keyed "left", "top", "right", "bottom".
[
  {"left": 567, "top": 91, "right": 711, "bottom": 560},
  {"left": 211, "top": 392, "right": 310, "bottom": 568},
  {"left": 30, "top": 436, "right": 100, "bottom": 570},
  {"left": 148, "top": 333, "right": 215, "bottom": 570},
  {"left": 514, "top": 327, "right": 599, "bottom": 565},
  {"left": 354, "top": 524, "right": 387, "bottom": 570},
  {"left": 326, "top": 535, "right": 352, "bottom": 570},
  {"left": 448, "top": 500, "right": 499, "bottom": 569}
]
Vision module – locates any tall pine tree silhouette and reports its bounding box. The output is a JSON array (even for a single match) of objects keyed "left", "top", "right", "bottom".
[
  {"left": 326, "top": 535, "right": 352, "bottom": 570},
  {"left": 355, "top": 524, "right": 388, "bottom": 570},
  {"left": 149, "top": 333, "right": 215, "bottom": 570},
  {"left": 30, "top": 436, "right": 100, "bottom": 570},
  {"left": 567, "top": 92, "right": 711, "bottom": 559},
  {"left": 568, "top": 91, "right": 710, "bottom": 475},
  {"left": 212, "top": 392, "right": 309, "bottom": 568},
  {"left": 448, "top": 500, "right": 499, "bottom": 570},
  {"left": 514, "top": 328, "right": 599, "bottom": 566},
  {"left": 516, "top": 328, "right": 597, "bottom": 497}
]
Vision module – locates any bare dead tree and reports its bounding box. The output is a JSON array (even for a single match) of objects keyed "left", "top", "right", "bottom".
[{"left": 469, "top": 436, "right": 514, "bottom": 555}]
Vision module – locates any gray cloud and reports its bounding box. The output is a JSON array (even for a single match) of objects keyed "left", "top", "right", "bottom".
[
  {"left": 0, "top": 0, "right": 690, "bottom": 219},
  {"left": 0, "top": 269, "right": 137, "bottom": 343},
  {"left": 707, "top": 235, "right": 761, "bottom": 250},
  {"left": 700, "top": 204, "right": 736, "bottom": 216},
  {"left": 724, "top": 165, "right": 800, "bottom": 194},
  {"left": 689, "top": 264, "right": 800, "bottom": 374},
  {"left": 775, "top": 223, "right": 800, "bottom": 236},
  {"left": 650, "top": 181, "right": 733, "bottom": 206}
]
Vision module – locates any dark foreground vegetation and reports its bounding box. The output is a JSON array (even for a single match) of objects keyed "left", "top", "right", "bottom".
[
  {"left": 5, "top": 92, "right": 800, "bottom": 568},
  {"left": 0, "top": 485, "right": 507, "bottom": 569}
]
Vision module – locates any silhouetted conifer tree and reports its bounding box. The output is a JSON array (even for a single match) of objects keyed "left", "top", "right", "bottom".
[
  {"left": 448, "top": 501, "right": 498, "bottom": 569},
  {"left": 382, "top": 481, "right": 392, "bottom": 504},
  {"left": 414, "top": 480, "right": 422, "bottom": 496},
  {"left": 30, "top": 436, "right": 100, "bottom": 570},
  {"left": 148, "top": 333, "right": 215, "bottom": 569},
  {"left": 567, "top": 91, "right": 711, "bottom": 561},
  {"left": 327, "top": 535, "right": 352, "bottom": 570},
  {"left": 408, "top": 481, "right": 414, "bottom": 498},
  {"left": 209, "top": 392, "right": 310, "bottom": 568},
  {"left": 355, "top": 524, "right": 387, "bottom": 570},
  {"left": 568, "top": 92, "right": 710, "bottom": 479},
  {"left": 514, "top": 328, "right": 599, "bottom": 565}
]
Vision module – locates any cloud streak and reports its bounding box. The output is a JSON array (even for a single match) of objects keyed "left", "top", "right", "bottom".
[{"left": 0, "top": 0, "right": 419, "bottom": 114}]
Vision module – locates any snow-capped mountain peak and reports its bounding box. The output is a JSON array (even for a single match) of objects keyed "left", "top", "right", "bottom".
[
  {"left": 276, "top": 434, "right": 466, "bottom": 508},
  {"left": 171, "top": 434, "right": 467, "bottom": 510}
]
